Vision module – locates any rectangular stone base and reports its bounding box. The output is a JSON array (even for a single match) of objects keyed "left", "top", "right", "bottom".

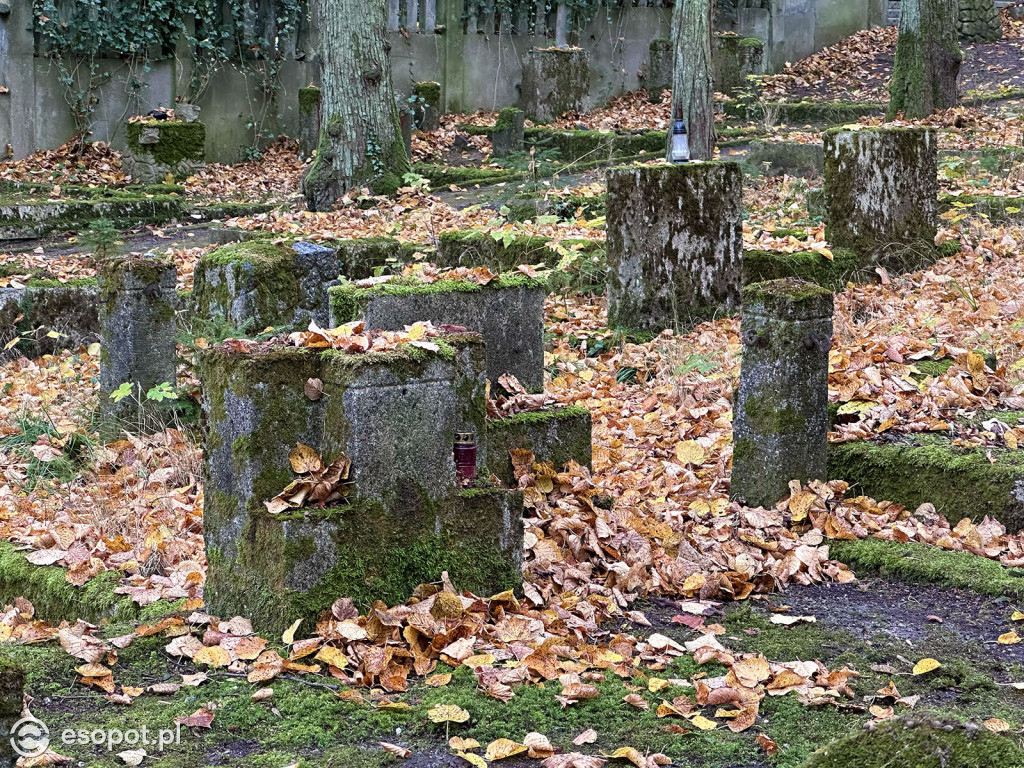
[
  {"left": 204, "top": 488, "right": 524, "bottom": 635},
  {"left": 0, "top": 198, "right": 186, "bottom": 240},
  {"left": 827, "top": 431, "right": 1024, "bottom": 531},
  {"left": 485, "top": 406, "right": 593, "bottom": 486},
  {"left": 0, "top": 282, "right": 99, "bottom": 358}
]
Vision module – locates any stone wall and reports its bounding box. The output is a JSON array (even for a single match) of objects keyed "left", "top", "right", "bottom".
[{"left": 1, "top": 0, "right": 886, "bottom": 161}]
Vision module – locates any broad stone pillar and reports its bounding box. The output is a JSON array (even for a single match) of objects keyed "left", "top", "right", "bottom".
[
  {"left": 606, "top": 162, "right": 743, "bottom": 331},
  {"left": 98, "top": 256, "right": 178, "bottom": 437},
  {"left": 824, "top": 127, "right": 937, "bottom": 257},
  {"left": 731, "top": 278, "right": 833, "bottom": 508},
  {"left": 491, "top": 108, "right": 525, "bottom": 157},
  {"left": 520, "top": 48, "right": 590, "bottom": 122}
]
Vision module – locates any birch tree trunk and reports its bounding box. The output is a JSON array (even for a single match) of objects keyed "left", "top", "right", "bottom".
[
  {"left": 302, "top": 0, "right": 410, "bottom": 211},
  {"left": 667, "top": 0, "right": 716, "bottom": 161},
  {"left": 888, "top": 0, "right": 961, "bottom": 119}
]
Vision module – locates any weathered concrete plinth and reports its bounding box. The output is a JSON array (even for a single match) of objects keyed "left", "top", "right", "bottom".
[
  {"left": 714, "top": 34, "right": 765, "bottom": 97},
  {"left": 824, "top": 127, "right": 938, "bottom": 259},
  {"left": 645, "top": 39, "right": 673, "bottom": 102},
  {"left": 98, "top": 256, "right": 178, "bottom": 437},
  {"left": 0, "top": 280, "right": 99, "bottom": 358},
  {"left": 605, "top": 162, "right": 743, "bottom": 332},
  {"left": 123, "top": 120, "right": 206, "bottom": 183},
  {"left": 486, "top": 406, "right": 593, "bottom": 486},
  {"left": 329, "top": 274, "right": 547, "bottom": 391},
  {"left": 492, "top": 108, "right": 525, "bottom": 157},
  {"left": 192, "top": 241, "right": 339, "bottom": 331},
  {"left": 731, "top": 279, "right": 833, "bottom": 508},
  {"left": 414, "top": 81, "right": 442, "bottom": 132},
  {"left": 198, "top": 336, "right": 524, "bottom": 632},
  {"left": 298, "top": 86, "right": 322, "bottom": 160},
  {"left": 520, "top": 48, "right": 590, "bottom": 122}
]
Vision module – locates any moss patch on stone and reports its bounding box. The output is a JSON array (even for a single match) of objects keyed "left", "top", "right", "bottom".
[
  {"left": 298, "top": 86, "right": 322, "bottom": 115},
  {"left": 125, "top": 120, "right": 206, "bottom": 168},
  {"left": 827, "top": 436, "right": 1024, "bottom": 530}
]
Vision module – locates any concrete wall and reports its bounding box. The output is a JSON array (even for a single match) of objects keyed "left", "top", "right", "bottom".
[{"left": 0, "top": 0, "right": 886, "bottom": 162}]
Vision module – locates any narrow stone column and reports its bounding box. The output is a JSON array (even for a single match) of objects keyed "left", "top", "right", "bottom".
[
  {"left": 731, "top": 278, "right": 833, "bottom": 508},
  {"left": 298, "top": 86, "right": 322, "bottom": 160},
  {"left": 824, "top": 127, "right": 937, "bottom": 258},
  {"left": 413, "top": 81, "right": 441, "bottom": 132},
  {"left": 491, "top": 108, "right": 525, "bottom": 157},
  {"left": 646, "top": 39, "right": 673, "bottom": 102},
  {"left": 98, "top": 256, "right": 178, "bottom": 437},
  {"left": 606, "top": 162, "right": 743, "bottom": 331}
]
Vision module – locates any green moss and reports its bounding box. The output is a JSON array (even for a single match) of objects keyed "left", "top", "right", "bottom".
[
  {"left": 24, "top": 277, "right": 98, "bottom": 289},
  {"left": 724, "top": 100, "right": 885, "bottom": 123},
  {"left": 742, "top": 394, "right": 807, "bottom": 435},
  {"left": 410, "top": 163, "right": 521, "bottom": 188},
  {"left": 826, "top": 436, "right": 1024, "bottom": 529},
  {"left": 98, "top": 254, "right": 174, "bottom": 288},
  {"left": 829, "top": 538, "right": 1024, "bottom": 599},
  {"left": 299, "top": 86, "right": 322, "bottom": 115},
  {"left": 413, "top": 81, "right": 441, "bottom": 107},
  {"left": 801, "top": 716, "right": 1024, "bottom": 767},
  {"left": 742, "top": 276, "right": 832, "bottom": 306},
  {"left": 125, "top": 120, "right": 206, "bottom": 169},
  {"left": 912, "top": 358, "right": 955, "bottom": 379},
  {"left": 738, "top": 37, "right": 763, "bottom": 47},
  {"left": 494, "top": 107, "right": 523, "bottom": 132}
]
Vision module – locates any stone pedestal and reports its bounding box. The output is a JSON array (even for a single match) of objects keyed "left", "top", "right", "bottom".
[
  {"left": 731, "top": 279, "right": 833, "bottom": 508},
  {"left": 123, "top": 120, "right": 206, "bottom": 183},
  {"left": 329, "top": 274, "right": 547, "bottom": 391},
  {"left": 958, "top": 0, "right": 1002, "bottom": 42},
  {"left": 298, "top": 86, "right": 322, "bottom": 160},
  {"left": 413, "top": 81, "right": 441, "bottom": 132},
  {"left": 199, "top": 336, "right": 523, "bottom": 632},
  {"left": 192, "top": 241, "right": 339, "bottom": 331},
  {"left": 98, "top": 256, "right": 178, "bottom": 438},
  {"left": 485, "top": 406, "right": 592, "bottom": 486},
  {"left": 520, "top": 48, "right": 590, "bottom": 122},
  {"left": 491, "top": 108, "right": 525, "bottom": 157},
  {"left": 824, "top": 127, "right": 938, "bottom": 258},
  {"left": 646, "top": 39, "right": 673, "bottom": 103},
  {"left": 605, "top": 162, "right": 743, "bottom": 331},
  {"left": 714, "top": 34, "right": 765, "bottom": 97}
]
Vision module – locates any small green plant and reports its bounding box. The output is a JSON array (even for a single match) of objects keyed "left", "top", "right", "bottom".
[
  {"left": 0, "top": 415, "right": 92, "bottom": 491},
  {"left": 109, "top": 381, "right": 178, "bottom": 404},
  {"left": 674, "top": 353, "right": 718, "bottom": 377},
  {"left": 401, "top": 172, "right": 431, "bottom": 190},
  {"left": 78, "top": 218, "right": 123, "bottom": 259}
]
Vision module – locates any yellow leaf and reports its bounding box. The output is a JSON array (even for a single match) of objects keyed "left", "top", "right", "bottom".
[
  {"left": 484, "top": 738, "right": 528, "bottom": 761},
  {"left": 289, "top": 443, "right": 323, "bottom": 475},
  {"left": 912, "top": 658, "right": 941, "bottom": 675},
  {"left": 675, "top": 440, "right": 706, "bottom": 466},
  {"left": 601, "top": 747, "right": 646, "bottom": 767},
  {"left": 314, "top": 646, "right": 349, "bottom": 669},
  {"left": 536, "top": 475, "right": 554, "bottom": 493},
  {"left": 1011, "top": 611, "right": 1024, "bottom": 622},
  {"left": 449, "top": 737, "right": 480, "bottom": 751},
  {"left": 647, "top": 677, "right": 671, "bottom": 693},
  {"left": 193, "top": 646, "right": 232, "bottom": 668},
  {"left": 425, "top": 674, "right": 452, "bottom": 687},
  {"left": 998, "top": 631, "right": 1021, "bottom": 645},
  {"left": 427, "top": 704, "right": 470, "bottom": 724},
  {"left": 689, "top": 715, "right": 718, "bottom": 731},
  {"left": 984, "top": 717, "right": 1010, "bottom": 733},
  {"left": 456, "top": 753, "right": 488, "bottom": 768},
  {"left": 282, "top": 619, "right": 302, "bottom": 645}
]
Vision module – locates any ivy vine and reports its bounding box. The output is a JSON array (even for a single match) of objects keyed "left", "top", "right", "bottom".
[{"left": 32, "top": 0, "right": 306, "bottom": 151}]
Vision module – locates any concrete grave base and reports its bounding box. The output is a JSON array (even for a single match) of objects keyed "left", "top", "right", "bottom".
[{"left": 485, "top": 406, "right": 593, "bottom": 486}]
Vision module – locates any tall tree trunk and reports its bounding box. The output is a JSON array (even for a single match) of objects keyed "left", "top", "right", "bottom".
[
  {"left": 302, "top": 0, "right": 410, "bottom": 211},
  {"left": 888, "top": 0, "right": 961, "bottom": 120},
  {"left": 667, "top": 0, "right": 716, "bottom": 161}
]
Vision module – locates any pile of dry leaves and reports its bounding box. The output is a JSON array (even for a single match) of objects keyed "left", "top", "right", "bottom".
[{"left": 0, "top": 139, "right": 126, "bottom": 187}]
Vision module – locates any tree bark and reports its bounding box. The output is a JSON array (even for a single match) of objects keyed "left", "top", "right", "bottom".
[
  {"left": 888, "top": 0, "right": 961, "bottom": 120},
  {"left": 667, "top": 0, "right": 716, "bottom": 161},
  {"left": 302, "top": 0, "right": 410, "bottom": 211}
]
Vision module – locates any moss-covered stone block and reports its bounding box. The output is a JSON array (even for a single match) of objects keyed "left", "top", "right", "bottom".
[
  {"left": 124, "top": 120, "right": 207, "bottom": 183},
  {"left": 193, "top": 240, "right": 339, "bottom": 331},
  {"left": 436, "top": 230, "right": 603, "bottom": 272},
  {"left": 329, "top": 273, "right": 547, "bottom": 391},
  {"left": 298, "top": 86, "right": 322, "bottom": 160},
  {"left": 485, "top": 406, "right": 592, "bottom": 486},
  {"left": 492, "top": 108, "right": 525, "bottom": 158},
  {"left": 824, "top": 127, "right": 938, "bottom": 258},
  {"left": 0, "top": 197, "right": 186, "bottom": 240},
  {"left": 744, "top": 140, "right": 824, "bottom": 178},
  {"left": 413, "top": 81, "right": 442, "bottom": 132},
  {"left": 520, "top": 48, "right": 591, "bottom": 122},
  {"left": 0, "top": 281, "right": 100, "bottom": 358},
  {"left": 732, "top": 279, "right": 833, "bottom": 508},
  {"left": 606, "top": 162, "right": 743, "bottom": 332},
  {"left": 98, "top": 255, "right": 178, "bottom": 438},
  {"left": 801, "top": 716, "right": 1024, "bottom": 768},
  {"left": 742, "top": 248, "right": 865, "bottom": 291},
  {"left": 827, "top": 435, "right": 1024, "bottom": 531},
  {"left": 646, "top": 39, "right": 673, "bottom": 103},
  {"left": 198, "top": 336, "right": 523, "bottom": 632},
  {"left": 328, "top": 236, "right": 405, "bottom": 279},
  {"left": 714, "top": 34, "right": 765, "bottom": 97}
]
